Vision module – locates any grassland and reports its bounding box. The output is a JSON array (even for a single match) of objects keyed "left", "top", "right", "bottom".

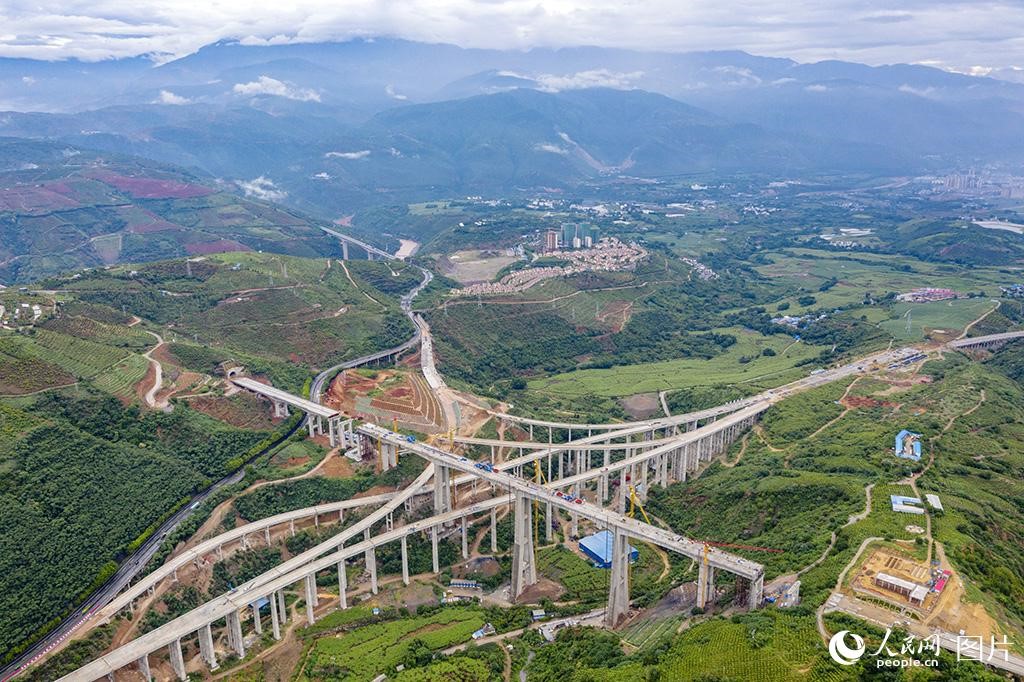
[
  {"left": 879, "top": 298, "right": 997, "bottom": 340},
  {"left": 529, "top": 327, "right": 823, "bottom": 398}
]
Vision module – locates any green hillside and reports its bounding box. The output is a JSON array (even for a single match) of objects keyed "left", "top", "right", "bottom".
[
  {"left": 0, "top": 252, "right": 418, "bottom": 664},
  {"left": 0, "top": 139, "right": 346, "bottom": 284}
]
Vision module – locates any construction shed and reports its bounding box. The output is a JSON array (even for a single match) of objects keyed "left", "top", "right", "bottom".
[{"left": 579, "top": 530, "right": 638, "bottom": 569}]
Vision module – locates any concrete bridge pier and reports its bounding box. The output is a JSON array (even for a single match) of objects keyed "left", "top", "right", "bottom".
[
  {"left": 605, "top": 527, "right": 632, "bottom": 627},
  {"left": 433, "top": 465, "right": 452, "bottom": 515},
  {"left": 227, "top": 610, "right": 245, "bottom": 658},
  {"left": 461, "top": 516, "right": 469, "bottom": 558},
  {"left": 490, "top": 508, "right": 499, "bottom": 553},
  {"left": 136, "top": 654, "right": 151, "bottom": 681},
  {"left": 198, "top": 623, "right": 217, "bottom": 670},
  {"left": 367, "top": 547, "right": 378, "bottom": 594},
  {"left": 697, "top": 563, "right": 715, "bottom": 609},
  {"left": 618, "top": 469, "right": 627, "bottom": 512},
  {"left": 304, "top": 574, "right": 318, "bottom": 624},
  {"left": 431, "top": 525, "right": 440, "bottom": 573},
  {"left": 749, "top": 573, "right": 764, "bottom": 609},
  {"left": 337, "top": 561, "right": 348, "bottom": 609},
  {"left": 341, "top": 241, "right": 349, "bottom": 260},
  {"left": 401, "top": 536, "right": 410, "bottom": 585},
  {"left": 251, "top": 602, "right": 262, "bottom": 635},
  {"left": 545, "top": 502, "right": 553, "bottom": 542},
  {"left": 272, "top": 399, "right": 290, "bottom": 418},
  {"left": 277, "top": 589, "right": 287, "bottom": 623},
  {"left": 379, "top": 441, "right": 399, "bottom": 471},
  {"left": 511, "top": 493, "right": 537, "bottom": 600},
  {"left": 169, "top": 638, "right": 186, "bottom": 680},
  {"left": 270, "top": 591, "right": 282, "bottom": 640}
]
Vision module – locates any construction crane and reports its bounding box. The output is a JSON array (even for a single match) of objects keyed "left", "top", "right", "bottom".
[{"left": 627, "top": 486, "right": 652, "bottom": 525}]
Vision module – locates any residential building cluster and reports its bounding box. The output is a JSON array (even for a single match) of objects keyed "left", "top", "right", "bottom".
[
  {"left": 452, "top": 238, "right": 647, "bottom": 297},
  {"left": 0, "top": 300, "right": 45, "bottom": 329},
  {"left": 896, "top": 287, "right": 959, "bottom": 302},
  {"left": 1001, "top": 284, "right": 1024, "bottom": 298},
  {"left": 544, "top": 222, "right": 602, "bottom": 252},
  {"left": 679, "top": 256, "right": 718, "bottom": 280}
]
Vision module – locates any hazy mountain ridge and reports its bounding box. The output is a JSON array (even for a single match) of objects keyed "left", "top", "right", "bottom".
[{"left": 1, "top": 39, "right": 1022, "bottom": 220}]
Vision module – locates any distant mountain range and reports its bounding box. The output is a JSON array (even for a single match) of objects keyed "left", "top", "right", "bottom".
[{"left": 1, "top": 39, "right": 1023, "bottom": 218}]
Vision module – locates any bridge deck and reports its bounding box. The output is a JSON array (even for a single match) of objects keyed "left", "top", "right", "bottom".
[
  {"left": 231, "top": 377, "right": 339, "bottom": 418},
  {"left": 360, "top": 424, "right": 763, "bottom": 580},
  {"left": 949, "top": 330, "right": 1024, "bottom": 347}
]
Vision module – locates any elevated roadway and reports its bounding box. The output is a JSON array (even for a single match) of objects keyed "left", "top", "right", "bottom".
[
  {"left": 97, "top": 493, "right": 394, "bottom": 619},
  {"left": 947, "top": 330, "right": 1024, "bottom": 350}
]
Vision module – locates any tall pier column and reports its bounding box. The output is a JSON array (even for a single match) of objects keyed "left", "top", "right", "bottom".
[
  {"left": 270, "top": 590, "right": 282, "bottom": 640},
  {"left": 251, "top": 602, "right": 262, "bottom": 635},
  {"left": 169, "top": 639, "right": 187, "bottom": 681},
  {"left": 431, "top": 525, "right": 440, "bottom": 574},
  {"left": 490, "top": 508, "right": 498, "bottom": 553},
  {"left": 198, "top": 623, "right": 218, "bottom": 670},
  {"left": 304, "top": 574, "right": 317, "bottom": 624},
  {"left": 227, "top": 610, "right": 245, "bottom": 658},
  {"left": 277, "top": 589, "right": 287, "bottom": 623},
  {"left": 137, "top": 654, "right": 151, "bottom": 681},
  {"left": 511, "top": 493, "right": 537, "bottom": 600},
  {"left": 433, "top": 465, "right": 452, "bottom": 514},
  {"left": 748, "top": 573, "right": 764, "bottom": 610},
  {"left": 606, "top": 527, "right": 631, "bottom": 627},
  {"left": 368, "top": 547, "right": 378, "bottom": 594},
  {"left": 461, "top": 516, "right": 469, "bottom": 559},
  {"left": 401, "top": 535, "right": 410, "bottom": 585},
  {"left": 697, "top": 562, "right": 715, "bottom": 609},
  {"left": 337, "top": 560, "right": 348, "bottom": 609}
]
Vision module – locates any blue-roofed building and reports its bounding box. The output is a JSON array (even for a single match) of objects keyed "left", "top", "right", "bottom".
[
  {"left": 579, "top": 530, "right": 638, "bottom": 568},
  {"left": 895, "top": 430, "right": 922, "bottom": 461},
  {"left": 890, "top": 494, "right": 925, "bottom": 515}
]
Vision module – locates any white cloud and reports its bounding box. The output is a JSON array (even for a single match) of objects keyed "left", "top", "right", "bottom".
[
  {"left": 21, "top": 76, "right": 35, "bottom": 85},
  {"left": 535, "top": 143, "right": 569, "bottom": 155},
  {"left": 312, "top": 172, "right": 331, "bottom": 180},
  {"left": 324, "top": 150, "right": 371, "bottom": 159},
  {"left": 387, "top": 147, "right": 403, "bottom": 157},
  {"left": 236, "top": 176, "right": 286, "bottom": 201},
  {"left": 534, "top": 69, "right": 643, "bottom": 92},
  {"left": 154, "top": 89, "right": 191, "bottom": 105},
  {"left": 232, "top": 75, "right": 320, "bottom": 102},
  {"left": 898, "top": 83, "right": 936, "bottom": 97},
  {"left": 711, "top": 65, "right": 762, "bottom": 85},
  {"left": 2, "top": 1, "right": 1024, "bottom": 79},
  {"left": 385, "top": 84, "right": 408, "bottom": 101},
  {"left": 804, "top": 84, "right": 829, "bottom": 92}
]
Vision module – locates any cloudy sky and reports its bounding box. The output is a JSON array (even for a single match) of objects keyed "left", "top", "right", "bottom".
[{"left": 1, "top": 0, "right": 1023, "bottom": 76}]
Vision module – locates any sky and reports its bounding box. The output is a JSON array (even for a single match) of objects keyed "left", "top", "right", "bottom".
[{"left": 1, "top": 0, "right": 1023, "bottom": 78}]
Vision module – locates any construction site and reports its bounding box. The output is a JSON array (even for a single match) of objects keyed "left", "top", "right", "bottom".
[{"left": 852, "top": 548, "right": 951, "bottom": 615}]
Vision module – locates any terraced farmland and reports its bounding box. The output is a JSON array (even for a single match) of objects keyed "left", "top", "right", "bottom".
[{"left": 300, "top": 608, "right": 485, "bottom": 681}]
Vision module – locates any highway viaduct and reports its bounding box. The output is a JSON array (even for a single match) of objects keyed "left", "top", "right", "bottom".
[
  {"left": 54, "top": 404, "right": 769, "bottom": 681},
  {"left": 47, "top": 331, "right": 1024, "bottom": 679},
  {"left": 947, "top": 329, "right": 1024, "bottom": 351}
]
